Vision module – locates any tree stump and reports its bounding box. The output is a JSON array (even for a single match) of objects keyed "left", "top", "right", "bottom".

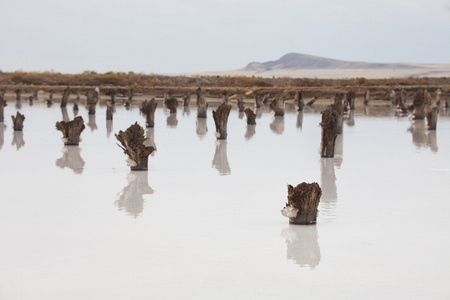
[
  {"left": 106, "top": 103, "right": 113, "bottom": 120},
  {"left": 55, "top": 116, "right": 85, "bottom": 146},
  {"left": 426, "top": 107, "right": 439, "bottom": 130},
  {"left": 15, "top": 89, "right": 21, "bottom": 101},
  {"left": 346, "top": 91, "right": 356, "bottom": 110},
  {"left": 244, "top": 108, "right": 256, "bottom": 125},
  {"left": 364, "top": 90, "right": 370, "bottom": 105},
  {"left": 116, "top": 122, "right": 156, "bottom": 170},
  {"left": 106, "top": 90, "right": 117, "bottom": 105},
  {"left": 197, "top": 96, "right": 208, "bottom": 118},
  {"left": 270, "top": 98, "right": 285, "bottom": 116},
  {"left": 212, "top": 102, "right": 232, "bottom": 139},
  {"left": 412, "top": 89, "right": 431, "bottom": 119},
  {"left": 237, "top": 95, "right": 245, "bottom": 112},
  {"left": 165, "top": 96, "right": 178, "bottom": 113},
  {"left": 0, "top": 94, "right": 7, "bottom": 122},
  {"left": 140, "top": 98, "right": 157, "bottom": 127},
  {"left": 281, "top": 182, "right": 322, "bottom": 224},
  {"left": 255, "top": 94, "right": 263, "bottom": 108},
  {"left": 262, "top": 93, "right": 270, "bottom": 105},
  {"left": 295, "top": 91, "right": 305, "bottom": 111},
  {"left": 47, "top": 90, "right": 54, "bottom": 105},
  {"left": 333, "top": 93, "right": 344, "bottom": 134},
  {"left": 60, "top": 86, "right": 70, "bottom": 108},
  {"left": 222, "top": 91, "right": 229, "bottom": 103},
  {"left": 320, "top": 105, "right": 339, "bottom": 157},
  {"left": 86, "top": 90, "right": 98, "bottom": 115},
  {"left": 128, "top": 88, "right": 134, "bottom": 103},
  {"left": 11, "top": 112, "right": 25, "bottom": 131},
  {"left": 183, "top": 93, "right": 191, "bottom": 107}
]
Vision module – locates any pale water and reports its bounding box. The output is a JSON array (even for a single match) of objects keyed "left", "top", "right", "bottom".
[{"left": 0, "top": 100, "right": 449, "bottom": 299}]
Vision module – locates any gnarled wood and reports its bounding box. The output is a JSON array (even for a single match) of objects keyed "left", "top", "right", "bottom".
[
  {"left": 426, "top": 107, "right": 439, "bottom": 130},
  {"left": 281, "top": 182, "right": 322, "bottom": 224},
  {"left": 244, "top": 107, "right": 256, "bottom": 125},
  {"left": 320, "top": 105, "right": 339, "bottom": 157},
  {"left": 140, "top": 98, "right": 158, "bottom": 127},
  {"left": 116, "top": 122, "right": 156, "bottom": 171},
  {"left": 11, "top": 111, "right": 25, "bottom": 131},
  {"left": 212, "top": 102, "right": 232, "bottom": 139},
  {"left": 55, "top": 116, "right": 85, "bottom": 145},
  {"left": 60, "top": 86, "right": 70, "bottom": 108}
]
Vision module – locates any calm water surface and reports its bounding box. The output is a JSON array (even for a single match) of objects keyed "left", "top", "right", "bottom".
[{"left": 0, "top": 100, "right": 449, "bottom": 299}]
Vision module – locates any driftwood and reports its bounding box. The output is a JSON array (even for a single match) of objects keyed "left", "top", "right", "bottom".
[
  {"left": 106, "top": 103, "right": 113, "bottom": 120},
  {"left": 0, "top": 94, "right": 7, "bottom": 122},
  {"left": 411, "top": 89, "right": 431, "bottom": 119},
  {"left": 12, "top": 111, "right": 25, "bottom": 131},
  {"left": 426, "top": 107, "right": 439, "bottom": 130},
  {"left": 15, "top": 89, "right": 21, "bottom": 101},
  {"left": 333, "top": 93, "right": 344, "bottom": 134},
  {"left": 346, "top": 91, "right": 356, "bottom": 110},
  {"left": 60, "top": 86, "right": 70, "bottom": 108},
  {"left": 237, "top": 95, "right": 245, "bottom": 112},
  {"left": 140, "top": 98, "right": 158, "bottom": 127},
  {"left": 244, "top": 107, "right": 256, "bottom": 125},
  {"left": 197, "top": 88, "right": 208, "bottom": 118},
  {"left": 270, "top": 98, "right": 285, "bottom": 116},
  {"left": 183, "top": 93, "right": 191, "bottom": 107},
  {"left": 306, "top": 97, "right": 318, "bottom": 106},
  {"left": 116, "top": 122, "right": 156, "bottom": 170},
  {"left": 295, "top": 91, "right": 305, "bottom": 111},
  {"left": 281, "top": 182, "right": 322, "bottom": 224},
  {"left": 212, "top": 102, "right": 232, "bottom": 139},
  {"left": 165, "top": 96, "right": 178, "bottom": 113},
  {"left": 55, "top": 116, "right": 85, "bottom": 146},
  {"left": 320, "top": 105, "right": 339, "bottom": 157}
]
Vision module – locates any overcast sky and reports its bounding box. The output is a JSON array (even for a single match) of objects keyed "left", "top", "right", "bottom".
[{"left": 1, "top": 0, "right": 449, "bottom": 74}]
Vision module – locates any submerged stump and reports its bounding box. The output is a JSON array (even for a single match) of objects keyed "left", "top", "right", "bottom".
[
  {"left": 281, "top": 182, "right": 322, "bottom": 225},
  {"left": 244, "top": 107, "right": 256, "bottom": 125},
  {"left": 165, "top": 96, "right": 178, "bottom": 113},
  {"left": 212, "top": 102, "right": 232, "bottom": 139},
  {"left": 55, "top": 116, "right": 85, "bottom": 146},
  {"left": 11, "top": 111, "right": 25, "bottom": 131},
  {"left": 412, "top": 89, "right": 431, "bottom": 119},
  {"left": 270, "top": 98, "right": 285, "bottom": 116},
  {"left": 426, "top": 107, "right": 439, "bottom": 130},
  {"left": 140, "top": 98, "right": 158, "bottom": 128},
  {"left": 320, "top": 105, "right": 339, "bottom": 158},
  {"left": 116, "top": 122, "right": 156, "bottom": 171}
]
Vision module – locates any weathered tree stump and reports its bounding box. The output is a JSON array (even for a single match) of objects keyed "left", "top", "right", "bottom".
[
  {"left": 183, "top": 93, "right": 191, "bottom": 107},
  {"left": 364, "top": 90, "right": 370, "bottom": 105},
  {"left": 106, "top": 103, "right": 113, "bottom": 120},
  {"left": 0, "top": 94, "right": 7, "bottom": 122},
  {"left": 412, "top": 89, "right": 431, "bottom": 119},
  {"left": 116, "top": 122, "right": 156, "bottom": 171},
  {"left": 106, "top": 90, "right": 117, "bottom": 104},
  {"left": 435, "top": 89, "right": 442, "bottom": 106},
  {"left": 212, "top": 102, "right": 232, "bottom": 139},
  {"left": 281, "top": 182, "right": 322, "bottom": 224},
  {"left": 262, "top": 93, "right": 270, "bottom": 105},
  {"left": 197, "top": 95, "right": 208, "bottom": 118},
  {"left": 60, "top": 86, "right": 70, "bottom": 108},
  {"left": 11, "top": 111, "right": 25, "bottom": 131},
  {"left": 244, "top": 107, "right": 256, "bottom": 125},
  {"left": 270, "top": 98, "right": 285, "bottom": 116},
  {"left": 255, "top": 94, "right": 263, "bottom": 108},
  {"left": 128, "top": 88, "right": 134, "bottom": 103},
  {"left": 320, "top": 105, "right": 339, "bottom": 157},
  {"left": 391, "top": 90, "right": 397, "bottom": 105},
  {"left": 140, "top": 98, "right": 157, "bottom": 128},
  {"left": 426, "top": 107, "right": 439, "bottom": 130},
  {"left": 346, "top": 91, "right": 356, "bottom": 110},
  {"left": 237, "top": 95, "right": 245, "bottom": 112},
  {"left": 28, "top": 96, "right": 34, "bottom": 105},
  {"left": 73, "top": 102, "right": 79, "bottom": 113},
  {"left": 333, "top": 93, "right": 344, "bottom": 134},
  {"left": 55, "top": 116, "right": 85, "bottom": 146},
  {"left": 296, "top": 91, "right": 305, "bottom": 111},
  {"left": 222, "top": 91, "right": 229, "bottom": 103},
  {"left": 165, "top": 95, "right": 178, "bottom": 113},
  {"left": 86, "top": 90, "right": 98, "bottom": 115},
  {"left": 47, "top": 90, "right": 54, "bottom": 105},
  {"left": 15, "top": 89, "right": 21, "bottom": 101}
]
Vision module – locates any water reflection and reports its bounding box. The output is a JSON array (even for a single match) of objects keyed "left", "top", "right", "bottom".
[
  {"left": 0, "top": 123, "right": 6, "bottom": 149},
  {"left": 255, "top": 108, "right": 263, "bottom": 119},
  {"left": 12, "top": 132, "right": 25, "bottom": 150},
  {"left": 55, "top": 146, "right": 85, "bottom": 174},
  {"left": 212, "top": 140, "right": 230, "bottom": 175},
  {"left": 183, "top": 107, "right": 190, "bottom": 116},
  {"left": 319, "top": 157, "right": 342, "bottom": 216},
  {"left": 281, "top": 225, "right": 321, "bottom": 268},
  {"left": 145, "top": 128, "right": 157, "bottom": 156},
  {"left": 115, "top": 171, "right": 154, "bottom": 218},
  {"left": 345, "top": 110, "right": 355, "bottom": 126},
  {"left": 196, "top": 118, "right": 208, "bottom": 139},
  {"left": 238, "top": 111, "right": 244, "bottom": 119},
  {"left": 106, "top": 120, "right": 113, "bottom": 138},
  {"left": 87, "top": 115, "right": 97, "bottom": 132},
  {"left": 408, "top": 120, "right": 438, "bottom": 152},
  {"left": 167, "top": 113, "right": 178, "bottom": 128},
  {"left": 270, "top": 116, "right": 284, "bottom": 134},
  {"left": 15, "top": 100, "right": 22, "bottom": 109},
  {"left": 245, "top": 125, "right": 256, "bottom": 140},
  {"left": 296, "top": 111, "right": 303, "bottom": 131}
]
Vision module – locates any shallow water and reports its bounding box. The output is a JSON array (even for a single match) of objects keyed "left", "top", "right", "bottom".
[{"left": 1, "top": 100, "right": 450, "bottom": 299}]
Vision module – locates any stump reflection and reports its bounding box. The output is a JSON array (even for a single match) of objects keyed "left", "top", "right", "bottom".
[
  {"left": 281, "top": 225, "right": 321, "bottom": 268},
  {"left": 12, "top": 131, "right": 25, "bottom": 150},
  {"left": 408, "top": 120, "right": 438, "bottom": 152},
  {"left": 196, "top": 117, "right": 208, "bottom": 139},
  {"left": 212, "top": 140, "right": 230, "bottom": 175},
  {"left": 55, "top": 146, "right": 85, "bottom": 174}
]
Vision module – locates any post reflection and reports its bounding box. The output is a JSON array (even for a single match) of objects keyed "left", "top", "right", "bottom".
[
  {"left": 408, "top": 120, "right": 438, "bottom": 152},
  {"left": 183, "top": 106, "right": 191, "bottom": 116},
  {"left": 55, "top": 146, "right": 85, "bottom": 174},
  {"left": 270, "top": 116, "right": 284, "bottom": 134},
  {"left": 106, "top": 120, "right": 113, "bottom": 138},
  {"left": 87, "top": 115, "right": 97, "bottom": 132},
  {"left": 12, "top": 131, "right": 25, "bottom": 150},
  {"left": 212, "top": 140, "right": 230, "bottom": 175},
  {"left": 0, "top": 123, "right": 6, "bottom": 149},
  {"left": 115, "top": 171, "right": 154, "bottom": 218},
  {"left": 245, "top": 125, "right": 256, "bottom": 140},
  {"left": 281, "top": 225, "right": 321, "bottom": 268},
  {"left": 145, "top": 128, "right": 157, "bottom": 156},
  {"left": 167, "top": 113, "right": 178, "bottom": 128},
  {"left": 296, "top": 111, "right": 303, "bottom": 131},
  {"left": 196, "top": 118, "right": 208, "bottom": 139},
  {"left": 345, "top": 110, "right": 355, "bottom": 126}
]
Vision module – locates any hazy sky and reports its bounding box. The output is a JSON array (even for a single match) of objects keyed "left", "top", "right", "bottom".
[{"left": 1, "top": 0, "right": 449, "bottom": 74}]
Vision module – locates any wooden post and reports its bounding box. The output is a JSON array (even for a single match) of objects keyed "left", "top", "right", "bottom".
[
  {"left": 87, "top": 90, "right": 98, "bottom": 115},
  {"left": 140, "top": 98, "right": 158, "bottom": 128},
  {"left": 47, "top": 90, "right": 54, "bottom": 105},
  {"left": 295, "top": 91, "right": 305, "bottom": 111},
  {"left": 346, "top": 91, "right": 356, "bottom": 110},
  {"left": 15, "top": 89, "right": 21, "bottom": 101},
  {"left": 0, "top": 94, "right": 7, "bottom": 122},
  {"left": 106, "top": 103, "right": 113, "bottom": 120},
  {"left": 281, "top": 182, "right": 322, "bottom": 224},
  {"left": 244, "top": 107, "right": 256, "bottom": 125},
  {"left": 237, "top": 95, "right": 245, "bottom": 112},
  {"left": 197, "top": 88, "right": 208, "bottom": 118},
  {"left": 364, "top": 90, "right": 369, "bottom": 105},
  {"left": 412, "top": 89, "right": 431, "bottom": 119},
  {"left": 11, "top": 111, "right": 25, "bottom": 131},
  {"left": 255, "top": 94, "right": 263, "bottom": 108},
  {"left": 60, "top": 86, "right": 70, "bottom": 108},
  {"left": 320, "top": 105, "right": 339, "bottom": 157},
  {"left": 212, "top": 102, "right": 232, "bottom": 139},
  {"left": 270, "top": 98, "right": 285, "bottom": 116},
  {"left": 333, "top": 93, "right": 344, "bottom": 134},
  {"left": 55, "top": 116, "right": 85, "bottom": 146},
  {"left": 426, "top": 107, "right": 439, "bottom": 130},
  {"left": 116, "top": 122, "right": 156, "bottom": 171}
]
